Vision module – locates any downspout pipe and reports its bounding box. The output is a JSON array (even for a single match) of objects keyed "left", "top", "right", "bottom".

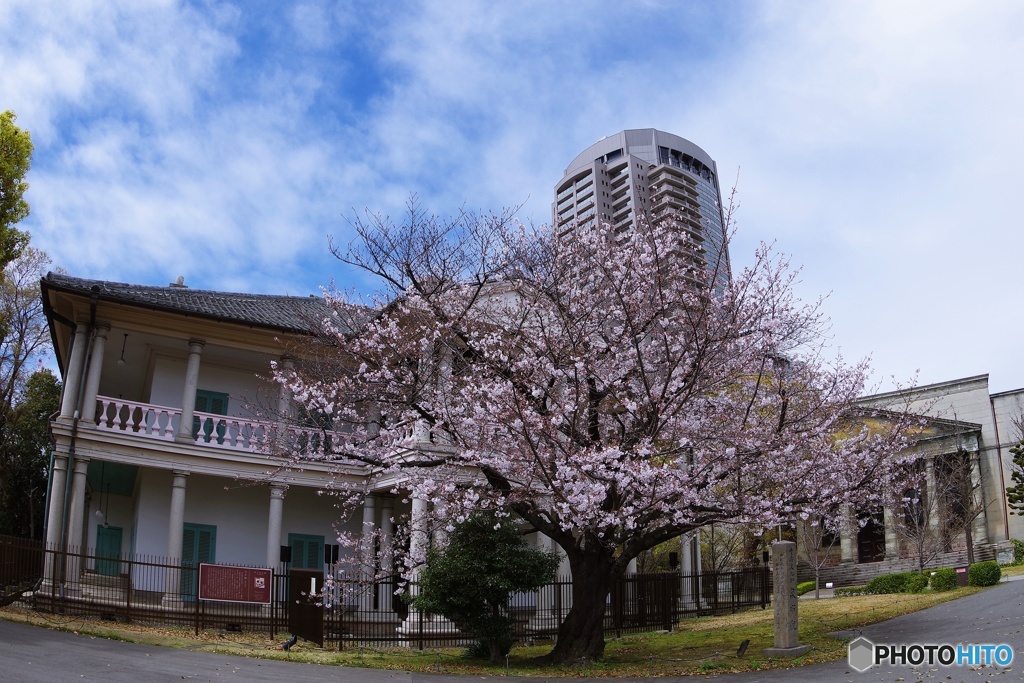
[{"left": 57, "top": 286, "right": 99, "bottom": 591}]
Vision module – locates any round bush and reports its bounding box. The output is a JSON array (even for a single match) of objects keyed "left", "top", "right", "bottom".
[
  {"left": 968, "top": 560, "right": 1001, "bottom": 587},
  {"left": 903, "top": 573, "right": 928, "bottom": 593},
  {"left": 929, "top": 567, "right": 958, "bottom": 591}
]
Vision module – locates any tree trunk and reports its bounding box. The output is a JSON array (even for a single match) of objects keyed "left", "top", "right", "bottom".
[{"left": 544, "top": 547, "right": 618, "bottom": 663}]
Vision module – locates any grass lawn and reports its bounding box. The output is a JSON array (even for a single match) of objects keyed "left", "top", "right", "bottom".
[{"left": 1, "top": 583, "right": 992, "bottom": 677}]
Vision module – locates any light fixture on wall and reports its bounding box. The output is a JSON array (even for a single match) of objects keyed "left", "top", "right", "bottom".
[{"left": 117, "top": 333, "right": 128, "bottom": 366}]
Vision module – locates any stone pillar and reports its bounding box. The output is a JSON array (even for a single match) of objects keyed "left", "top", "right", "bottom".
[
  {"left": 64, "top": 456, "right": 90, "bottom": 592},
  {"left": 59, "top": 322, "right": 90, "bottom": 419},
  {"left": 265, "top": 484, "right": 287, "bottom": 570},
  {"left": 970, "top": 453, "right": 989, "bottom": 545},
  {"left": 839, "top": 506, "right": 857, "bottom": 563},
  {"left": 164, "top": 470, "right": 189, "bottom": 603},
  {"left": 763, "top": 541, "right": 810, "bottom": 658},
  {"left": 925, "top": 462, "right": 937, "bottom": 536},
  {"left": 883, "top": 506, "right": 899, "bottom": 559},
  {"left": 79, "top": 323, "right": 109, "bottom": 424},
  {"left": 174, "top": 340, "right": 205, "bottom": 443},
  {"left": 43, "top": 454, "right": 69, "bottom": 584}
]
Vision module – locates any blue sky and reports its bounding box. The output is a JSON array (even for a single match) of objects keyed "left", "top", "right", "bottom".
[{"left": 3, "top": 0, "right": 1023, "bottom": 393}]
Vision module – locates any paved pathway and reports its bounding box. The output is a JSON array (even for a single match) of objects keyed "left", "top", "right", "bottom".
[{"left": 2, "top": 579, "right": 1022, "bottom": 682}]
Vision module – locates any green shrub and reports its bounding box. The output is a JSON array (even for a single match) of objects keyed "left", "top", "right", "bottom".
[
  {"left": 1012, "top": 538, "right": 1024, "bottom": 564},
  {"left": 834, "top": 585, "right": 867, "bottom": 597},
  {"left": 903, "top": 573, "right": 928, "bottom": 593},
  {"left": 968, "top": 560, "right": 1001, "bottom": 587},
  {"left": 796, "top": 580, "right": 816, "bottom": 596},
  {"left": 866, "top": 572, "right": 913, "bottom": 594},
  {"left": 929, "top": 567, "right": 958, "bottom": 591}
]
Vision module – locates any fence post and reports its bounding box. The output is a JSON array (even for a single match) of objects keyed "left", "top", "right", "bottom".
[
  {"left": 125, "top": 557, "right": 132, "bottom": 624},
  {"left": 270, "top": 570, "right": 276, "bottom": 639},
  {"left": 339, "top": 581, "right": 348, "bottom": 655}
]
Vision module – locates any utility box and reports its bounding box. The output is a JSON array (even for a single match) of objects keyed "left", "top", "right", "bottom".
[{"left": 955, "top": 566, "right": 969, "bottom": 587}]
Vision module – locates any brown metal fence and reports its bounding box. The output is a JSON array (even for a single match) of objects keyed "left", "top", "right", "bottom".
[{"left": 0, "top": 536, "right": 770, "bottom": 648}]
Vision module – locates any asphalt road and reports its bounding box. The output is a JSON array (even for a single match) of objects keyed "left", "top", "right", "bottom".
[{"left": 2, "top": 579, "right": 1022, "bottom": 683}]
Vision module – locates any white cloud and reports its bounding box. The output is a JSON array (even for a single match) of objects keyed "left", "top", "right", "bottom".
[{"left": 3, "top": 0, "right": 1023, "bottom": 391}]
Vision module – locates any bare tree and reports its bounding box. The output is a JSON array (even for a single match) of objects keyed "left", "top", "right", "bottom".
[
  {"left": 796, "top": 511, "right": 842, "bottom": 598},
  {"left": 894, "top": 449, "right": 984, "bottom": 574}
]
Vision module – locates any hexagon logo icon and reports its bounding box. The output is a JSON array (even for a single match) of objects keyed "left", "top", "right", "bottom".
[{"left": 848, "top": 636, "right": 875, "bottom": 672}]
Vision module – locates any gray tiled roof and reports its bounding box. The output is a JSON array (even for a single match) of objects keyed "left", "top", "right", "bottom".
[{"left": 42, "top": 272, "right": 337, "bottom": 334}]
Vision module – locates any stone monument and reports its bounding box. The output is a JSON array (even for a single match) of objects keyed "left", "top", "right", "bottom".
[{"left": 762, "top": 540, "right": 810, "bottom": 658}]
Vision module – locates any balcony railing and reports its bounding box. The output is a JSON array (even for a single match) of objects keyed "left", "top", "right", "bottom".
[{"left": 92, "top": 395, "right": 341, "bottom": 458}]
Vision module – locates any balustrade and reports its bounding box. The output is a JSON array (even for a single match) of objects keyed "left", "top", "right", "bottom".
[{"left": 92, "top": 395, "right": 351, "bottom": 458}]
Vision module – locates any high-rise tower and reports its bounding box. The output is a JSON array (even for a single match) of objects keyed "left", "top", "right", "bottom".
[{"left": 553, "top": 129, "right": 730, "bottom": 284}]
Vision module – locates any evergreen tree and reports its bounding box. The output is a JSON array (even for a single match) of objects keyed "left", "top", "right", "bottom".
[
  {"left": 410, "top": 513, "right": 559, "bottom": 663},
  {"left": 1007, "top": 440, "right": 1024, "bottom": 515}
]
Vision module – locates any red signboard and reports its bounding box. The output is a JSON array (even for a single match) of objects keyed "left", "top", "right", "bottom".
[{"left": 198, "top": 563, "right": 272, "bottom": 604}]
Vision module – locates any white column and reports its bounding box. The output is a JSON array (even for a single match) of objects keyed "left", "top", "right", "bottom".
[
  {"left": 174, "top": 340, "right": 205, "bottom": 443},
  {"left": 970, "top": 453, "right": 989, "bottom": 545},
  {"left": 66, "top": 457, "right": 91, "bottom": 550},
  {"left": 164, "top": 470, "right": 189, "bottom": 602},
  {"left": 266, "top": 484, "right": 287, "bottom": 570},
  {"left": 399, "top": 497, "right": 451, "bottom": 636},
  {"left": 357, "top": 495, "right": 378, "bottom": 611},
  {"left": 274, "top": 356, "right": 294, "bottom": 453},
  {"left": 361, "top": 495, "right": 378, "bottom": 571},
  {"left": 408, "top": 497, "right": 429, "bottom": 568},
  {"left": 43, "top": 454, "right": 69, "bottom": 584},
  {"left": 59, "top": 322, "right": 90, "bottom": 419},
  {"left": 78, "top": 323, "right": 109, "bottom": 424},
  {"left": 377, "top": 497, "right": 395, "bottom": 614},
  {"left": 64, "top": 456, "right": 90, "bottom": 592}
]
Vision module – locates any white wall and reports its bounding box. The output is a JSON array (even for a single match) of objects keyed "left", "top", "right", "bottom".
[{"left": 148, "top": 353, "right": 271, "bottom": 418}]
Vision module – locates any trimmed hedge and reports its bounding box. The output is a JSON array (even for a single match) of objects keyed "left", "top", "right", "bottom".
[
  {"left": 968, "top": 560, "right": 1001, "bottom": 587},
  {"left": 929, "top": 567, "right": 958, "bottom": 591},
  {"left": 796, "top": 580, "right": 816, "bottom": 596},
  {"left": 903, "top": 572, "right": 929, "bottom": 593},
  {"left": 834, "top": 585, "right": 867, "bottom": 597},
  {"left": 866, "top": 572, "right": 913, "bottom": 594},
  {"left": 1013, "top": 538, "right": 1024, "bottom": 564}
]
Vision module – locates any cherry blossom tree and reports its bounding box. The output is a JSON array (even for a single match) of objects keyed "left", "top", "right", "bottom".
[{"left": 274, "top": 201, "right": 916, "bottom": 663}]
